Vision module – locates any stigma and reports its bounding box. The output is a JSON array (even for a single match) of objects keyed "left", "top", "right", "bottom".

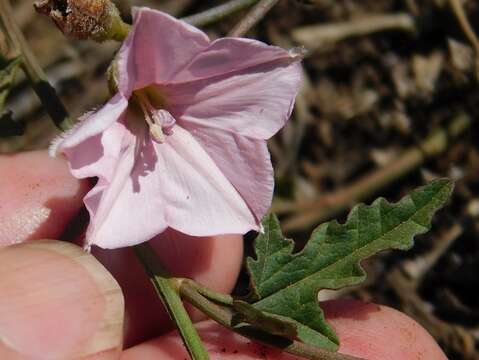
[{"left": 132, "top": 89, "right": 175, "bottom": 143}]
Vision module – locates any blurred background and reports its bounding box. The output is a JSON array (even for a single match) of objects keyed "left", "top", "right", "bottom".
[{"left": 1, "top": 0, "right": 478, "bottom": 358}]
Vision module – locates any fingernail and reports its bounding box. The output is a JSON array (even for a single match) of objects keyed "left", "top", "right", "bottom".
[{"left": 0, "top": 240, "right": 124, "bottom": 359}]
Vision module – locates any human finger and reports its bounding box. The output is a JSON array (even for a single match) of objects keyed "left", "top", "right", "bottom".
[
  {"left": 121, "top": 299, "right": 447, "bottom": 359},
  {"left": 93, "top": 230, "right": 244, "bottom": 347},
  {"left": 0, "top": 150, "right": 244, "bottom": 349},
  {"left": 0, "top": 240, "right": 124, "bottom": 359},
  {"left": 0, "top": 151, "right": 89, "bottom": 246}
]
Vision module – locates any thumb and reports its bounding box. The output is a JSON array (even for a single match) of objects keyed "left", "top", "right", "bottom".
[{"left": 0, "top": 240, "right": 124, "bottom": 359}]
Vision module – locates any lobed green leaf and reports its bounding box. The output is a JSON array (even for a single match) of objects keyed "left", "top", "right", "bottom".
[{"left": 247, "top": 179, "right": 453, "bottom": 350}]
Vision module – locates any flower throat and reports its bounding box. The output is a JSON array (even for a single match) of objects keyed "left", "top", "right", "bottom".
[{"left": 131, "top": 87, "right": 175, "bottom": 143}]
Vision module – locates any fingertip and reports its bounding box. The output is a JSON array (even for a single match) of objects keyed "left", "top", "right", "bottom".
[
  {"left": 0, "top": 240, "right": 124, "bottom": 359},
  {"left": 81, "top": 348, "right": 122, "bottom": 360},
  {"left": 152, "top": 230, "right": 244, "bottom": 295},
  {"left": 123, "top": 300, "right": 447, "bottom": 360},
  {"left": 322, "top": 299, "right": 447, "bottom": 360},
  {"left": 0, "top": 151, "right": 89, "bottom": 246},
  {"left": 121, "top": 320, "right": 294, "bottom": 360}
]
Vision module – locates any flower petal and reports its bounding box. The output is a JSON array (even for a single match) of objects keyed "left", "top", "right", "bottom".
[
  {"left": 62, "top": 122, "right": 127, "bottom": 181},
  {"left": 116, "top": 7, "right": 210, "bottom": 96},
  {"left": 158, "top": 126, "right": 258, "bottom": 237},
  {"left": 85, "top": 125, "right": 257, "bottom": 249},
  {"left": 85, "top": 129, "right": 168, "bottom": 249},
  {"left": 166, "top": 59, "right": 302, "bottom": 140},
  {"left": 58, "top": 93, "right": 128, "bottom": 151},
  {"left": 184, "top": 123, "right": 273, "bottom": 222},
  {"left": 172, "top": 37, "right": 299, "bottom": 83}
]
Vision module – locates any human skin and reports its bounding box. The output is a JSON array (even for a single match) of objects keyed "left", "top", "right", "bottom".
[{"left": 0, "top": 151, "right": 448, "bottom": 359}]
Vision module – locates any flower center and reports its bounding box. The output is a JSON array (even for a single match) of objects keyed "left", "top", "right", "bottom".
[{"left": 131, "top": 88, "right": 175, "bottom": 143}]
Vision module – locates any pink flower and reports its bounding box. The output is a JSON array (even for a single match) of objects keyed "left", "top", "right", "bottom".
[{"left": 52, "top": 7, "right": 302, "bottom": 249}]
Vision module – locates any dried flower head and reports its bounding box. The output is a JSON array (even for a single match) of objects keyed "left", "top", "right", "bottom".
[{"left": 34, "top": 0, "right": 129, "bottom": 42}]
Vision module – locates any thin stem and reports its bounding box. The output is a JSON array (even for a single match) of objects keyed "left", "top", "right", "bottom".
[
  {"left": 108, "top": 14, "right": 131, "bottom": 41},
  {"left": 0, "top": 0, "right": 73, "bottom": 130},
  {"left": 134, "top": 243, "right": 209, "bottom": 360},
  {"left": 228, "top": 0, "right": 280, "bottom": 37},
  {"left": 181, "top": 0, "right": 259, "bottom": 27},
  {"left": 180, "top": 281, "right": 234, "bottom": 327},
  {"left": 182, "top": 279, "right": 234, "bottom": 306},
  {"left": 448, "top": 0, "right": 479, "bottom": 54},
  {"left": 180, "top": 281, "right": 365, "bottom": 360}
]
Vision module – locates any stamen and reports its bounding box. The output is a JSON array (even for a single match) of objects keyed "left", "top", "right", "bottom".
[
  {"left": 133, "top": 91, "right": 168, "bottom": 143},
  {"left": 150, "top": 124, "right": 165, "bottom": 143}
]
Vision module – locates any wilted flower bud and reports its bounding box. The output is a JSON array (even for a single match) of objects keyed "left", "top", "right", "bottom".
[{"left": 34, "top": 0, "right": 130, "bottom": 42}]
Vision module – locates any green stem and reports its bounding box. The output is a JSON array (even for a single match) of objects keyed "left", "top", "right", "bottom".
[
  {"left": 179, "top": 281, "right": 364, "bottom": 360},
  {"left": 228, "top": 0, "right": 280, "bottom": 37},
  {"left": 0, "top": 0, "right": 73, "bottom": 131},
  {"left": 181, "top": 0, "right": 259, "bottom": 27},
  {"left": 134, "top": 243, "right": 209, "bottom": 360},
  {"left": 108, "top": 14, "right": 131, "bottom": 41},
  {"left": 182, "top": 279, "right": 234, "bottom": 306}
]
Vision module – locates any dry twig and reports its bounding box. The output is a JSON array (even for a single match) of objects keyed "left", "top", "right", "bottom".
[
  {"left": 228, "top": 0, "right": 280, "bottom": 37},
  {"left": 182, "top": 0, "right": 259, "bottom": 27},
  {"left": 0, "top": 0, "right": 72, "bottom": 130},
  {"left": 274, "top": 114, "right": 470, "bottom": 231},
  {"left": 292, "top": 13, "right": 415, "bottom": 52}
]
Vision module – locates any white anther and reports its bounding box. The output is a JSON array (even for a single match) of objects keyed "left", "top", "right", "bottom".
[{"left": 150, "top": 124, "right": 165, "bottom": 143}]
